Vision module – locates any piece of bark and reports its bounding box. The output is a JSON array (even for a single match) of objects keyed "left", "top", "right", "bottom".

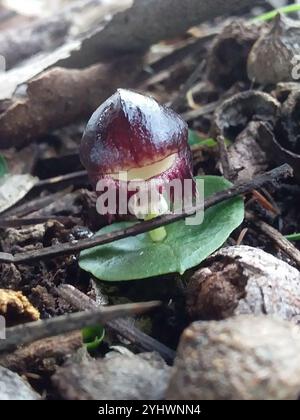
[
  {"left": 186, "top": 245, "right": 300, "bottom": 322},
  {"left": 0, "top": 57, "right": 140, "bottom": 148},
  {"left": 0, "top": 332, "right": 82, "bottom": 375},
  {"left": 222, "top": 121, "right": 269, "bottom": 182},
  {"left": 52, "top": 351, "right": 171, "bottom": 400},
  {"left": 166, "top": 315, "right": 300, "bottom": 400},
  {"left": 0, "top": 366, "right": 40, "bottom": 400}
]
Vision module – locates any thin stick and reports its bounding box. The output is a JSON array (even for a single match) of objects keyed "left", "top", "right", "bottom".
[
  {"left": 247, "top": 211, "right": 300, "bottom": 268},
  {"left": 0, "top": 216, "right": 80, "bottom": 228},
  {"left": 0, "top": 164, "right": 293, "bottom": 264},
  {"left": 181, "top": 100, "right": 220, "bottom": 122},
  {"left": 0, "top": 300, "right": 161, "bottom": 353},
  {"left": 58, "top": 285, "right": 175, "bottom": 363},
  {"left": 0, "top": 190, "right": 68, "bottom": 218},
  {"left": 35, "top": 170, "right": 88, "bottom": 189}
]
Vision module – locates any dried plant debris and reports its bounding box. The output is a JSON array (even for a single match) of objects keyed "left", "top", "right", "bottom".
[
  {"left": 186, "top": 246, "right": 300, "bottom": 322},
  {"left": 0, "top": 174, "right": 38, "bottom": 213},
  {"left": 52, "top": 351, "right": 171, "bottom": 400},
  {"left": 0, "top": 0, "right": 131, "bottom": 100},
  {"left": 166, "top": 316, "right": 300, "bottom": 400},
  {"left": 0, "top": 289, "right": 40, "bottom": 326},
  {"left": 0, "top": 264, "right": 22, "bottom": 290},
  {"left": 0, "top": 0, "right": 127, "bottom": 71},
  {"left": 221, "top": 121, "right": 268, "bottom": 181},
  {"left": 0, "top": 58, "right": 140, "bottom": 148},
  {"left": 59, "top": 0, "right": 260, "bottom": 68},
  {"left": 0, "top": 222, "right": 79, "bottom": 317},
  {"left": 0, "top": 332, "right": 82, "bottom": 375},
  {"left": 0, "top": 366, "right": 41, "bottom": 400},
  {"left": 214, "top": 90, "right": 280, "bottom": 140},
  {"left": 0, "top": 0, "right": 298, "bottom": 402},
  {"left": 274, "top": 82, "right": 300, "bottom": 101},
  {"left": 0, "top": 0, "right": 258, "bottom": 103},
  {"left": 207, "top": 20, "right": 262, "bottom": 89},
  {"left": 275, "top": 89, "right": 300, "bottom": 154},
  {"left": 213, "top": 91, "right": 280, "bottom": 181},
  {"left": 0, "top": 17, "right": 71, "bottom": 71},
  {"left": 260, "top": 89, "right": 300, "bottom": 181},
  {"left": 248, "top": 13, "right": 300, "bottom": 85},
  {"left": 0, "top": 224, "right": 46, "bottom": 253}
]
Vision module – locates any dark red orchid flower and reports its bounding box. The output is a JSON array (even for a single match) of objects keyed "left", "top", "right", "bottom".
[{"left": 80, "top": 89, "right": 194, "bottom": 221}]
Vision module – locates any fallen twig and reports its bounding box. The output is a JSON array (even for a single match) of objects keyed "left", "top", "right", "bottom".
[
  {"left": 0, "top": 216, "right": 80, "bottom": 228},
  {"left": 0, "top": 300, "right": 161, "bottom": 353},
  {"left": 0, "top": 164, "right": 292, "bottom": 264},
  {"left": 58, "top": 285, "right": 175, "bottom": 363},
  {"left": 0, "top": 190, "right": 69, "bottom": 218},
  {"left": 181, "top": 100, "right": 221, "bottom": 122},
  {"left": 247, "top": 211, "right": 300, "bottom": 268},
  {"left": 35, "top": 170, "right": 88, "bottom": 189}
]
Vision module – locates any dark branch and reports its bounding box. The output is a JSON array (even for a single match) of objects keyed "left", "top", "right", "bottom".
[
  {"left": 0, "top": 164, "right": 293, "bottom": 265},
  {"left": 0, "top": 300, "right": 161, "bottom": 353},
  {"left": 58, "top": 285, "right": 175, "bottom": 363}
]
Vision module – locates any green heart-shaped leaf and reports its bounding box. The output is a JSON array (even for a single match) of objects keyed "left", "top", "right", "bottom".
[{"left": 79, "top": 176, "right": 244, "bottom": 281}]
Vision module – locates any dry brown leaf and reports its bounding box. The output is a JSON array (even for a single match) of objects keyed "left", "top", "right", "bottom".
[
  {"left": 0, "top": 0, "right": 261, "bottom": 102},
  {"left": 0, "top": 57, "right": 140, "bottom": 148}
]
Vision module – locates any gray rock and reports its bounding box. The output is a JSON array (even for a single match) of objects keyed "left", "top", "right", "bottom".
[
  {"left": 0, "top": 366, "right": 40, "bottom": 400},
  {"left": 186, "top": 246, "right": 300, "bottom": 321},
  {"left": 166, "top": 315, "right": 300, "bottom": 400},
  {"left": 52, "top": 352, "right": 171, "bottom": 400}
]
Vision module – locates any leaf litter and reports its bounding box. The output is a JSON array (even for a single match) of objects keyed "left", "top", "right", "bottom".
[{"left": 1, "top": 0, "right": 300, "bottom": 401}]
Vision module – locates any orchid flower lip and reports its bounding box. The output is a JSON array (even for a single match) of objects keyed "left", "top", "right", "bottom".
[{"left": 107, "top": 153, "right": 178, "bottom": 181}]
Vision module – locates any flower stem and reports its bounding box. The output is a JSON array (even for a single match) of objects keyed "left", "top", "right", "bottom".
[{"left": 144, "top": 214, "right": 167, "bottom": 242}]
